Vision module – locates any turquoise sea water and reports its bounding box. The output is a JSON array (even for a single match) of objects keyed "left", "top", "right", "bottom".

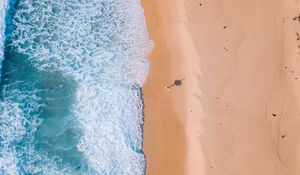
[{"left": 0, "top": 0, "right": 153, "bottom": 174}]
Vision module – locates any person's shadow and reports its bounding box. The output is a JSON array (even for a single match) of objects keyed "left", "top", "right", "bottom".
[{"left": 165, "top": 78, "right": 185, "bottom": 91}]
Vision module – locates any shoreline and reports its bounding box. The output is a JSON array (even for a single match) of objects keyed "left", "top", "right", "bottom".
[
  {"left": 141, "top": 0, "right": 206, "bottom": 174},
  {"left": 141, "top": 0, "right": 187, "bottom": 174}
]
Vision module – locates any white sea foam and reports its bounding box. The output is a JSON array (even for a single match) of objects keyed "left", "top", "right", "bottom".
[
  {"left": 76, "top": 85, "right": 145, "bottom": 174},
  {"left": 0, "top": 0, "right": 8, "bottom": 61},
  {"left": 0, "top": 92, "right": 72, "bottom": 175},
  {"left": 0, "top": 102, "right": 24, "bottom": 175},
  {"left": 3, "top": 0, "right": 153, "bottom": 174},
  {"left": 10, "top": 0, "right": 153, "bottom": 86}
]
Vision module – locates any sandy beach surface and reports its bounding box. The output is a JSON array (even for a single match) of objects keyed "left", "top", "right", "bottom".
[{"left": 142, "top": 0, "right": 300, "bottom": 174}]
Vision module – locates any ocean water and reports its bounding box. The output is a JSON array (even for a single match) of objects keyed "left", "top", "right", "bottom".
[
  {"left": 0, "top": 0, "right": 7, "bottom": 61},
  {"left": 0, "top": 0, "right": 153, "bottom": 174}
]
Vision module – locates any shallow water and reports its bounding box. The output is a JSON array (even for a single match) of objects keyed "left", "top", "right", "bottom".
[
  {"left": 0, "top": 0, "right": 7, "bottom": 65},
  {"left": 0, "top": 0, "right": 152, "bottom": 174}
]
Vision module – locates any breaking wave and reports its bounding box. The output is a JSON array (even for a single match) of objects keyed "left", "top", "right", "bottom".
[{"left": 0, "top": 0, "right": 153, "bottom": 174}]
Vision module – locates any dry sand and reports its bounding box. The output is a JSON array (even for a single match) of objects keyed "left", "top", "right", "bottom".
[{"left": 142, "top": 0, "right": 300, "bottom": 174}]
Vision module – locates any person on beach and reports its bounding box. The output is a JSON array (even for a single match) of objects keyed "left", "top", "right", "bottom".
[{"left": 165, "top": 78, "right": 185, "bottom": 91}]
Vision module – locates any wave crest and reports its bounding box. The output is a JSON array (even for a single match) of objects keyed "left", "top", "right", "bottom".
[{"left": 1, "top": 0, "right": 152, "bottom": 174}]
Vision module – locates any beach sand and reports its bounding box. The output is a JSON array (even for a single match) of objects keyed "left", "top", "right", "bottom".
[
  {"left": 142, "top": 0, "right": 300, "bottom": 174},
  {"left": 141, "top": 0, "right": 187, "bottom": 174}
]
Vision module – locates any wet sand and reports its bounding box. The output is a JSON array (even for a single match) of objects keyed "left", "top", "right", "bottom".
[
  {"left": 141, "top": 0, "right": 187, "bottom": 174},
  {"left": 142, "top": 0, "right": 300, "bottom": 174}
]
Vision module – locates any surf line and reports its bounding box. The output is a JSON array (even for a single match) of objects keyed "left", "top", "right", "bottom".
[{"left": 0, "top": 0, "right": 10, "bottom": 75}]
